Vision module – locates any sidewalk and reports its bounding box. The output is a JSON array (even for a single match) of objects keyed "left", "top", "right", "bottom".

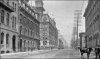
[{"left": 1, "top": 49, "right": 52, "bottom": 58}]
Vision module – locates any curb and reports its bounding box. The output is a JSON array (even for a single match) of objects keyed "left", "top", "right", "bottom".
[{"left": 1, "top": 49, "right": 55, "bottom": 58}]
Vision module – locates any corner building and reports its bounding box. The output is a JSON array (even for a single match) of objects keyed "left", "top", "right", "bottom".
[
  {"left": 40, "top": 14, "right": 58, "bottom": 49},
  {"left": 0, "top": 0, "right": 19, "bottom": 53}
]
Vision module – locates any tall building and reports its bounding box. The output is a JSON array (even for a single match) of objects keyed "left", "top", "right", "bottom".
[
  {"left": 0, "top": 0, "right": 19, "bottom": 53},
  {"left": 40, "top": 14, "right": 58, "bottom": 49},
  {"left": 0, "top": 0, "right": 41, "bottom": 54},
  {"left": 84, "top": 0, "right": 100, "bottom": 48},
  {"left": 18, "top": 0, "right": 40, "bottom": 51}
]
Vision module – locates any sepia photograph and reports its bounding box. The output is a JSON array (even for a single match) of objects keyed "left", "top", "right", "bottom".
[{"left": 0, "top": 0, "right": 99, "bottom": 59}]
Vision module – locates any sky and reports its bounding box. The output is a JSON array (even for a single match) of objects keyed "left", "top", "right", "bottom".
[
  {"left": 43, "top": 1, "right": 88, "bottom": 46},
  {"left": 29, "top": 0, "right": 88, "bottom": 46}
]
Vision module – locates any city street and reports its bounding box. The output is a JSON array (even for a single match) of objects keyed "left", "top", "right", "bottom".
[
  {"left": 1, "top": 49, "right": 95, "bottom": 59},
  {"left": 1, "top": 0, "right": 100, "bottom": 59}
]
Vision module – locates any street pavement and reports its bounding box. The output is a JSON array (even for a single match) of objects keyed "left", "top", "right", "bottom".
[{"left": 1, "top": 48, "right": 95, "bottom": 59}]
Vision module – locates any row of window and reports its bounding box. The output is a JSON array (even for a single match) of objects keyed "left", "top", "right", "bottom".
[
  {"left": 19, "top": 0, "right": 38, "bottom": 19},
  {"left": 1, "top": 10, "right": 10, "bottom": 25},
  {"left": 19, "top": 39, "right": 34, "bottom": 49},
  {"left": 3, "top": 0, "right": 17, "bottom": 11},
  {"left": 88, "top": 33, "right": 99, "bottom": 41},
  {"left": 19, "top": 13, "right": 39, "bottom": 38},
  {"left": 20, "top": 26, "right": 39, "bottom": 38},
  {"left": 1, "top": 32, "right": 36, "bottom": 50},
  {"left": 12, "top": 2, "right": 17, "bottom": 11},
  {"left": 20, "top": 14, "right": 39, "bottom": 31},
  {"left": 1, "top": 33, "right": 9, "bottom": 45},
  {"left": 86, "top": 1, "right": 99, "bottom": 28},
  {"left": 86, "top": 15, "right": 99, "bottom": 34},
  {"left": 0, "top": 9, "right": 17, "bottom": 29}
]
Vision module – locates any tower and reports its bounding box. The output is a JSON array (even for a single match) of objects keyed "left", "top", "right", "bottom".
[
  {"left": 35, "top": 0, "right": 43, "bottom": 7},
  {"left": 35, "top": 0, "right": 45, "bottom": 13},
  {"left": 35, "top": 0, "right": 45, "bottom": 22}
]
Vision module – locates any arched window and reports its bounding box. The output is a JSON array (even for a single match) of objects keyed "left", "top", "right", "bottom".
[
  {"left": 1, "top": 10, "right": 4, "bottom": 23},
  {"left": 6, "top": 34, "right": 9, "bottom": 44},
  {"left": 1, "top": 33, "right": 4, "bottom": 44},
  {"left": 6, "top": 13, "right": 9, "bottom": 25}
]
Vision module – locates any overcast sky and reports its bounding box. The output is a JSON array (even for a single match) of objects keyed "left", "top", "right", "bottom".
[{"left": 29, "top": 0, "right": 88, "bottom": 46}]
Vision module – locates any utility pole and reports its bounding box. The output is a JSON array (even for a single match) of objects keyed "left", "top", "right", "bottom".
[{"left": 74, "top": 10, "right": 82, "bottom": 49}]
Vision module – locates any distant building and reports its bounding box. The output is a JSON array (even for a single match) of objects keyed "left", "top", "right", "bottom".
[
  {"left": 58, "top": 38, "right": 64, "bottom": 49},
  {"left": 40, "top": 14, "right": 58, "bottom": 49}
]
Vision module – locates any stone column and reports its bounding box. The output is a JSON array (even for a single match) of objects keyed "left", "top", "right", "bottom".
[{"left": 4, "top": 33, "right": 6, "bottom": 49}]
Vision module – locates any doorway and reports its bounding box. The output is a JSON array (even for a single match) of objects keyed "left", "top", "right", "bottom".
[{"left": 12, "top": 35, "right": 16, "bottom": 51}]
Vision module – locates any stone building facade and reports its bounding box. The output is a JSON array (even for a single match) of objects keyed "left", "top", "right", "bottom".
[
  {"left": 0, "top": 0, "right": 40, "bottom": 54},
  {"left": 84, "top": 0, "right": 100, "bottom": 48},
  {"left": 40, "top": 14, "right": 58, "bottom": 49},
  {"left": 0, "top": 0, "right": 19, "bottom": 53},
  {"left": 18, "top": 0, "right": 40, "bottom": 51}
]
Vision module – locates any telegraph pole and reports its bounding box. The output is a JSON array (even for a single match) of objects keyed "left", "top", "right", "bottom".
[{"left": 74, "top": 10, "right": 82, "bottom": 49}]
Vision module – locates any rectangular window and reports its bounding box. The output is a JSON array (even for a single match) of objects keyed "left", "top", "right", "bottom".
[
  {"left": 6, "top": 34, "right": 9, "bottom": 45},
  {"left": 28, "top": 29, "right": 29, "bottom": 36},
  {"left": 15, "top": 17, "right": 16, "bottom": 28},
  {"left": 12, "top": 16, "right": 14, "bottom": 28},
  {"left": 1, "top": 10, "right": 4, "bottom": 23},
  {"left": 31, "top": 31, "right": 32, "bottom": 36},
  {"left": 6, "top": 13, "right": 9, "bottom": 25},
  {"left": 12, "top": 2, "right": 14, "bottom": 9},
  {"left": 15, "top": 4, "right": 16, "bottom": 11},
  {"left": 20, "top": 26, "right": 22, "bottom": 34}
]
